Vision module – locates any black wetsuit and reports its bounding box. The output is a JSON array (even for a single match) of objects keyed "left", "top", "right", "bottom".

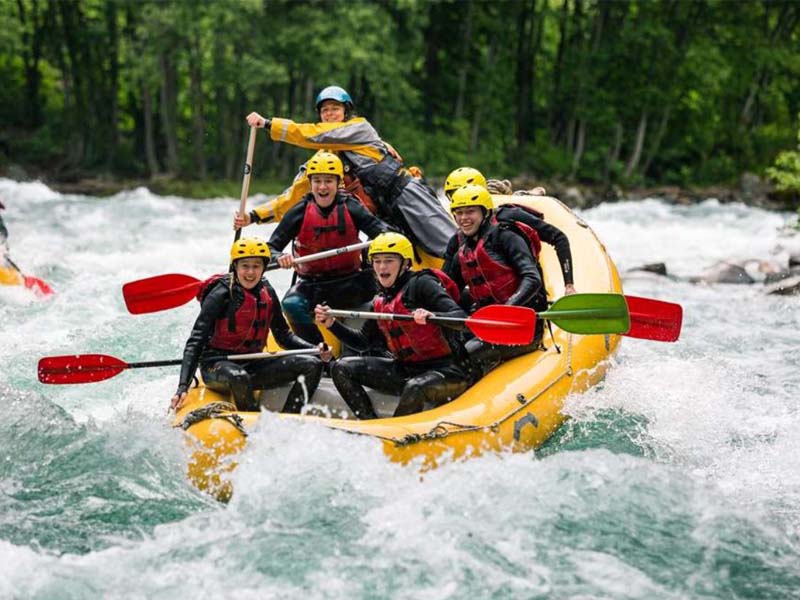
[
  {"left": 328, "top": 270, "right": 470, "bottom": 419},
  {"left": 442, "top": 205, "right": 574, "bottom": 291},
  {"left": 267, "top": 192, "right": 389, "bottom": 344},
  {"left": 445, "top": 220, "right": 544, "bottom": 370},
  {"left": 0, "top": 207, "right": 8, "bottom": 257},
  {"left": 176, "top": 277, "right": 322, "bottom": 412}
]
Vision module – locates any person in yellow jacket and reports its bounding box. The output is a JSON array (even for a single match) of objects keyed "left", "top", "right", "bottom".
[{"left": 235, "top": 85, "right": 455, "bottom": 259}]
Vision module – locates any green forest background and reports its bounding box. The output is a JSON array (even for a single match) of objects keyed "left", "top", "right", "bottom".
[{"left": 1, "top": 0, "right": 799, "bottom": 204}]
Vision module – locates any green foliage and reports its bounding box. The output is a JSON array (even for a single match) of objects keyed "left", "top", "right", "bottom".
[
  {"left": 766, "top": 119, "right": 800, "bottom": 203},
  {"left": 0, "top": 0, "right": 799, "bottom": 190}
]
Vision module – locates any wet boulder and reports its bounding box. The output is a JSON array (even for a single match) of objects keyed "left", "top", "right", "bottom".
[
  {"left": 627, "top": 262, "right": 669, "bottom": 277},
  {"left": 689, "top": 261, "right": 755, "bottom": 285},
  {"left": 765, "top": 270, "right": 800, "bottom": 295}
]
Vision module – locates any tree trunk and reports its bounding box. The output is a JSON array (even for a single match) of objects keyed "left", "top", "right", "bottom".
[
  {"left": 55, "top": 0, "right": 89, "bottom": 169},
  {"left": 641, "top": 106, "right": 671, "bottom": 176},
  {"left": 16, "top": 0, "right": 46, "bottom": 128},
  {"left": 469, "top": 36, "right": 498, "bottom": 153},
  {"left": 104, "top": 0, "right": 119, "bottom": 169},
  {"left": 624, "top": 111, "right": 648, "bottom": 179},
  {"left": 604, "top": 121, "right": 623, "bottom": 182},
  {"left": 159, "top": 51, "right": 180, "bottom": 176},
  {"left": 141, "top": 80, "right": 159, "bottom": 176},
  {"left": 514, "top": 0, "right": 535, "bottom": 150},
  {"left": 188, "top": 32, "right": 206, "bottom": 179},
  {"left": 548, "top": 0, "right": 570, "bottom": 145},
  {"left": 570, "top": 119, "right": 586, "bottom": 178},
  {"left": 454, "top": 0, "right": 474, "bottom": 121}
]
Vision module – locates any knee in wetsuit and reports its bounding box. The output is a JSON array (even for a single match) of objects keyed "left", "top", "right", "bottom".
[
  {"left": 282, "top": 291, "right": 323, "bottom": 344},
  {"left": 281, "top": 355, "right": 324, "bottom": 414},
  {"left": 331, "top": 358, "right": 378, "bottom": 420},
  {"left": 204, "top": 361, "right": 258, "bottom": 411}
]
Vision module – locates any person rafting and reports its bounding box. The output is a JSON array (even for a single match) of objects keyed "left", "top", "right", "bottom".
[
  {"left": 443, "top": 167, "right": 576, "bottom": 296},
  {"left": 0, "top": 197, "right": 9, "bottom": 263},
  {"left": 170, "top": 238, "right": 328, "bottom": 414},
  {"left": 263, "top": 150, "right": 390, "bottom": 344},
  {"left": 445, "top": 166, "right": 547, "bottom": 198},
  {"left": 314, "top": 232, "right": 470, "bottom": 419},
  {"left": 238, "top": 85, "right": 456, "bottom": 260},
  {"left": 445, "top": 184, "right": 544, "bottom": 371}
]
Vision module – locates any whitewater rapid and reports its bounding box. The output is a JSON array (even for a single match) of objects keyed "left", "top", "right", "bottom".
[{"left": 1, "top": 178, "right": 798, "bottom": 598}]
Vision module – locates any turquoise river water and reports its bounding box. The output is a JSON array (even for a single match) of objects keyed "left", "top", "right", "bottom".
[{"left": 1, "top": 178, "right": 799, "bottom": 598}]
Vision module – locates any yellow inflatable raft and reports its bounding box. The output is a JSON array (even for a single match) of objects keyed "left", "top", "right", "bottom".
[{"left": 173, "top": 194, "right": 623, "bottom": 501}]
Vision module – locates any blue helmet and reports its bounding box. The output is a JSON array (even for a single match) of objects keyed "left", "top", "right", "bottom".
[{"left": 315, "top": 86, "right": 354, "bottom": 113}]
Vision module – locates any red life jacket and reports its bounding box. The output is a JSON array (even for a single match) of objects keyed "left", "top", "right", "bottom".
[
  {"left": 293, "top": 197, "right": 362, "bottom": 277},
  {"left": 373, "top": 271, "right": 457, "bottom": 363},
  {"left": 343, "top": 173, "right": 379, "bottom": 215},
  {"left": 197, "top": 274, "right": 273, "bottom": 353},
  {"left": 494, "top": 204, "right": 542, "bottom": 258},
  {"left": 457, "top": 225, "right": 520, "bottom": 306}
]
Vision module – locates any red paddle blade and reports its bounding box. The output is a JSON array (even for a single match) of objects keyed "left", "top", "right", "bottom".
[
  {"left": 466, "top": 305, "right": 537, "bottom": 346},
  {"left": 625, "top": 295, "right": 683, "bottom": 342},
  {"left": 23, "top": 275, "right": 54, "bottom": 296},
  {"left": 122, "top": 273, "right": 201, "bottom": 314},
  {"left": 38, "top": 354, "right": 129, "bottom": 384}
]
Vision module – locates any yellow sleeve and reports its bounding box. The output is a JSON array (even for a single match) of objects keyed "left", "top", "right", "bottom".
[
  {"left": 252, "top": 171, "right": 310, "bottom": 223},
  {"left": 269, "top": 117, "right": 384, "bottom": 162}
]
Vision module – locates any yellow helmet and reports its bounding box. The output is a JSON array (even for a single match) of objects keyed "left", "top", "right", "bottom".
[
  {"left": 444, "top": 167, "right": 487, "bottom": 199},
  {"left": 306, "top": 150, "right": 344, "bottom": 179},
  {"left": 230, "top": 237, "right": 271, "bottom": 264},
  {"left": 368, "top": 232, "right": 414, "bottom": 262},
  {"left": 450, "top": 184, "right": 494, "bottom": 213}
]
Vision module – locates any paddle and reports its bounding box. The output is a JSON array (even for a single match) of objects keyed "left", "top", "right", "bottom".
[
  {"left": 325, "top": 304, "right": 538, "bottom": 346},
  {"left": 37, "top": 348, "right": 321, "bottom": 385},
  {"left": 624, "top": 295, "right": 682, "bottom": 342},
  {"left": 326, "top": 293, "right": 632, "bottom": 346},
  {"left": 3, "top": 255, "right": 54, "bottom": 296},
  {"left": 539, "top": 293, "right": 630, "bottom": 335},
  {"left": 235, "top": 126, "right": 258, "bottom": 243},
  {"left": 122, "top": 241, "right": 372, "bottom": 314}
]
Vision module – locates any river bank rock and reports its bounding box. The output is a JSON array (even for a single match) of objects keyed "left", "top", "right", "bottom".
[
  {"left": 764, "top": 268, "right": 800, "bottom": 295},
  {"left": 507, "top": 173, "right": 796, "bottom": 211}
]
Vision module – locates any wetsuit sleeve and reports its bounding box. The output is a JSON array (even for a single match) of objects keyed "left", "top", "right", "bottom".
[
  {"left": 267, "top": 201, "right": 306, "bottom": 256},
  {"left": 250, "top": 166, "right": 310, "bottom": 224},
  {"left": 531, "top": 220, "right": 574, "bottom": 286},
  {"left": 344, "top": 197, "right": 390, "bottom": 238},
  {"left": 503, "top": 207, "right": 574, "bottom": 286},
  {"left": 497, "top": 229, "right": 542, "bottom": 307},
  {"left": 328, "top": 318, "right": 382, "bottom": 353},
  {"left": 441, "top": 235, "right": 461, "bottom": 284},
  {"left": 411, "top": 273, "right": 467, "bottom": 330},
  {"left": 176, "top": 284, "right": 228, "bottom": 394},
  {"left": 269, "top": 118, "right": 385, "bottom": 162},
  {"left": 267, "top": 285, "right": 315, "bottom": 351}
]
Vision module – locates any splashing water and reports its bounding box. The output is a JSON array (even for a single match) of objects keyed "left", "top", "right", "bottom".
[{"left": 2, "top": 179, "right": 799, "bottom": 598}]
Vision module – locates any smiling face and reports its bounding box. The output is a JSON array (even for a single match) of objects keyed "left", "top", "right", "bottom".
[
  {"left": 319, "top": 100, "right": 346, "bottom": 123},
  {"left": 235, "top": 257, "right": 265, "bottom": 290},
  {"left": 310, "top": 174, "right": 339, "bottom": 208},
  {"left": 453, "top": 206, "right": 486, "bottom": 237},
  {"left": 371, "top": 254, "right": 405, "bottom": 288}
]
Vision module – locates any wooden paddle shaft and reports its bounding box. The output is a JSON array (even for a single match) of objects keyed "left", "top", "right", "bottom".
[{"left": 235, "top": 126, "right": 258, "bottom": 242}]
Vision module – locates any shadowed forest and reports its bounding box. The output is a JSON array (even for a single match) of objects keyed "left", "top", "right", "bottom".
[{"left": 1, "top": 0, "right": 799, "bottom": 200}]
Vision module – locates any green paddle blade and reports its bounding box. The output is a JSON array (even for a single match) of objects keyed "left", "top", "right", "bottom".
[{"left": 540, "top": 293, "right": 630, "bottom": 335}]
